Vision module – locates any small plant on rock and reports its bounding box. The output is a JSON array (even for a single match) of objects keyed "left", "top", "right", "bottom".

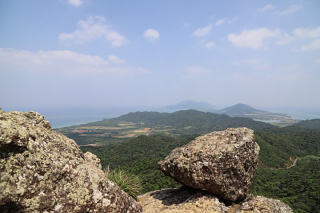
[{"left": 105, "top": 166, "right": 142, "bottom": 200}]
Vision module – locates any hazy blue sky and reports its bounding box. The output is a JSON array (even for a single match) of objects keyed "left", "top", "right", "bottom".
[{"left": 1, "top": 0, "right": 320, "bottom": 109}]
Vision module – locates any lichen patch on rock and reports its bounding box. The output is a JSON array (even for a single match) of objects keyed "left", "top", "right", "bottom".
[
  {"left": 0, "top": 110, "right": 142, "bottom": 212},
  {"left": 158, "top": 128, "right": 259, "bottom": 202},
  {"left": 138, "top": 187, "right": 293, "bottom": 213}
]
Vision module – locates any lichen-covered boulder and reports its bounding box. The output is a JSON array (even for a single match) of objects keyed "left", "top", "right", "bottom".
[
  {"left": 0, "top": 110, "right": 142, "bottom": 213},
  {"left": 138, "top": 187, "right": 228, "bottom": 213},
  {"left": 240, "top": 195, "right": 293, "bottom": 213},
  {"left": 158, "top": 128, "right": 259, "bottom": 202},
  {"left": 138, "top": 187, "right": 293, "bottom": 213}
]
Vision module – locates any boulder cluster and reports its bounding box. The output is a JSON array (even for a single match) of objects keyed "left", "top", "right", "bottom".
[
  {"left": 0, "top": 110, "right": 142, "bottom": 212},
  {"left": 138, "top": 127, "right": 293, "bottom": 213}
]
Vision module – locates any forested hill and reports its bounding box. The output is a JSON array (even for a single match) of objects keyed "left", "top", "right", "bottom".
[
  {"left": 86, "top": 110, "right": 275, "bottom": 133},
  {"left": 81, "top": 127, "right": 320, "bottom": 213},
  {"left": 76, "top": 110, "right": 320, "bottom": 213},
  {"left": 218, "top": 103, "right": 264, "bottom": 115},
  {"left": 293, "top": 119, "right": 320, "bottom": 131}
]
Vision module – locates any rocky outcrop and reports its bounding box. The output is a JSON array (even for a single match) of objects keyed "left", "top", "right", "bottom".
[
  {"left": 138, "top": 187, "right": 293, "bottom": 213},
  {"left": 153, "top": 128, "right": 293, "bottom": 212},
  {"left": 158, "top": 128, "right": 259, "bottom": 202},
  {"left": 0, "top": 111, "right": 142, "bottom": 212}
]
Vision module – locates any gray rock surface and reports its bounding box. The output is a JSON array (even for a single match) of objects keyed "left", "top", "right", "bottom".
[
  {"left": 0, "top": 110, "right": 142, "bottom": 213},
  {"left": 138, "top": 187, "right": 293, "bottom": 213},
  {"left": 158, "top": 127, "right": 259, "bottom": 202}
]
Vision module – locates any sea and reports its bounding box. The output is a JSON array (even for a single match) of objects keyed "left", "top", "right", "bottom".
[
  {"left": 2, "top": 106, "right": 320, "bottom": 128},
  {"left": 1, "top": 107, "right": 144, "bottom": 129}
]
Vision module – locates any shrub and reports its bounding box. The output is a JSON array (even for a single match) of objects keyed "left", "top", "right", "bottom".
[{"left": 105, "top": 166, "right": 142, "bottom": 199}]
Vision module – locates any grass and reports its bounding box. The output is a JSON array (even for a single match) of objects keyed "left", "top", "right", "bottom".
[{"left": 104, "top": 166, "right": 142, "bottom": 200}]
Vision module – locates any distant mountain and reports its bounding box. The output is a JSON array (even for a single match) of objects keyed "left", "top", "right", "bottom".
[
  {"left": 217, "top": 104, "right": 296, "bottom": 126},
  {"left": 151, "top": 102, "right": 296, "bottom": 126},
  {"left": 60, "top": 109, "right": 275, "bottom": 145},
  {"left": 218, "top": 104, "right": 264, "bottom": 116},
  {"left": 293, "top": 119, "right": 320, "bottom": 131},
  {"left": 157, "top": 100, "right": 216, "bottom": 112},
  {"left": 111, "top": 109, "right": 274, "bottom": 132}
]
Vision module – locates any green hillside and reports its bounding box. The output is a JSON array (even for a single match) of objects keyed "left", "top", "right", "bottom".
[
  {"left": 252, "top": 155, "right": 320, "bottom": 213},
  {"left": 88, "top": 110, "right": 274, "bottom": 131},
  {"left": 81, "top": 135, "right": 194, "bottom": 192},
  {"left": 256, "top": 127, "right": 320, "bottom": 167},
  {"left": 59, "top": 110, "right": 274, "bottom": 146},
  {"left": 80, "top": 127, "right": 320, "bottom": 212},
  {"left": 64, "top": 110, "right": 320, "bottom": 212},
  {"left": 95, "top": 110, "right": 271, "bottom": 129},
  {"left": 294, "top": 119, "right": 320, "bottom": 131},
  {"left": 159, "top": 100, "right": 216, "bottom": 112}
]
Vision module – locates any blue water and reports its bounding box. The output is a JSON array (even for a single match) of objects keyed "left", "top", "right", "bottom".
[
  {"left": 2, "top": 106, "right": 319, "bottom": 128},
  {"left": 46, "top": 115, "right": 106, "bottom": 128},
  {"left": 1, "top": 106, "right": 145, "bottom": 128},
  {"left": 286, "top": 112, "right": 320, "bottom": 120},
  {"left": 46, "top": 109, "right": 320, "bottom": 128}
]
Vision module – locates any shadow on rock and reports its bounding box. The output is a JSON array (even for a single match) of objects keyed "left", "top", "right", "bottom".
[{"left": 149, "top": 187, "right": 202, "bottom": 206}]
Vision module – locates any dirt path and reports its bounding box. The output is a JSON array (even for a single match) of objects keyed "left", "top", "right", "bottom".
[
  {"left": 287, "top": 158, "right": 299, "bottom": 169},
  {"left": 268, "top": 157, "right": 299, "bottom": 170}
]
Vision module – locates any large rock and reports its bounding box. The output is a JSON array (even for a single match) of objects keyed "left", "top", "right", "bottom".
[
  {"left": 158, "top": 128, "right": 259, "bottom": 202},
  {"left": 0, "top": 110, "right": 142, "bottom": 213},
  {"left": 138, "top": 187, "right": 293, "bottom": 213}
]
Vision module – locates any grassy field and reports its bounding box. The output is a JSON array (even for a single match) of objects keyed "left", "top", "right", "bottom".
[
  {"left": 58, "top": 121, "right": 183, "bottom": 145},
  {"left": 57, "top": 110, "right": 277, "bottom": 146}
]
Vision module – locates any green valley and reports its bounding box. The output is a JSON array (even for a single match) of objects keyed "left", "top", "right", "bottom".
[
  {"left": 58, "top": 110, "right": 274, "bottom": 146},
  {"left": 57, "top": 109, "right": 320, "bottom": 212}
]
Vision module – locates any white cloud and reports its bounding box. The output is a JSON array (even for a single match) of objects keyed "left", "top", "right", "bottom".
[
  {"left": 299, "top": 39, "right": 320, "bottom": 51},
  {"left": 0, "top": 48, "right": 146, "bottom": 75},
  {"left": 105, "top": 31, "right": 127, "bottom": 46},
  {"left": 58, "top": 16, "right": 128, "bottom": 47},
  {"left": 68, "top": 0, "right": 83, "bottom": 7},
  {"left": 258, "top": 4, "right": 276, "bottom": 12},
  {"left": 283, "top": 27, "right": 320, "bottom": 51},
  {"left": 228, "top": 26, "right": 320, "bottom": 50},
  {"left": 316, "top": 59, "right": 320, "bottom": 64},
  {"left": 215, "top": 19, "right": 225, "bottom": 26},
  {"left": 215, "top": 17, "right": 237, "bottom": 27},
  {"left": 184, "top": 66, "right": 211, "bottom": 78},
  {"left": 228, "top": 28, "right": 280, "bottom": 49},
  {"left": 143, "top": 28, "right": 160, "bottom": 41},
  {"left": 276, "top": 33, "right": 294, "bottom": 45},
  {"left": 278, "top": 5, "right": 301, "bottom": 16},
  {"left": 293, "top": 27, "right": 320, "bottom": 39},
  {"left": 258, "top": 4, "right": 301, "bottom": 16},
  {"left": 205, "top": 41, "right": 215, "bottom": 48},
  {"left": 193, "top": 24, "right": 213, "bottom": 37},
  {"left": 107, "top": 55, "right": 126, "bottom": 64}
]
